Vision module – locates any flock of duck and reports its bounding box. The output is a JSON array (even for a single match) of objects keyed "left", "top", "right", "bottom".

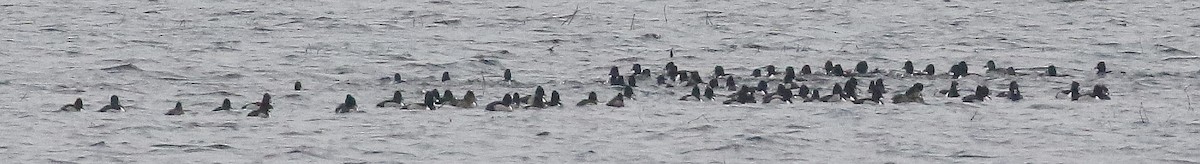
[{"left": 52, "top": 59, "right": 1114, "bottom": 118}]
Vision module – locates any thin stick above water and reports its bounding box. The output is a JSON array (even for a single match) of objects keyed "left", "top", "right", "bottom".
[{"left": 630, "top": 14, "right": 636, "bottom": 30}]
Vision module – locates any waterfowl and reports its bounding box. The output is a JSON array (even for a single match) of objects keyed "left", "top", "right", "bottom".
[
  {"left": 843, "top": 77, "right": 859, "bottom": 101},
  {"left": 418, "top": 90, "right": 439, "bottom": 110},
  {"left": 723, "top": 85, "right": 757, "bottom": 104},
  {"left": 707, "top": 78, "right": 720, "bottom": 90},
  {"left": 830, "top": 64, "right": 845, "bottom": 76},
  {"left": 796, "top": 85, "right": 810, "bottom": 100},
  {"left": 688, "top": 71, "right": 703, "bottom": 87},
  {"left": 59, "top": 98, "right": 83, "bottom": 112},
  {"left": 1003, "top": 67, "right": 1022, "bottom": 76},
  {"left": 247, "top": 93, "right": 272, "bottom": 118},
  {"left": 725, "top": 76, "right": 737, "bottom": 91},
  {"left": 609, "top": 66, "right": 620, "bottom": 77},
  {"left": 527, "top": 87, "right": 547, "bottom": 109},
  {"left": 665, "top": 62, "right": 679, "bottom": 81},
  {"left": 853, "top": 79, "right": 885, "bottom": 104},
  {"left": 627, "top": 75, "right": 638, "bottom": 87},
  {"left": 764, "top": 84, "right": 794, "bottom": 104},
  {"left": 576, "top": 92, "right": 599, "bottom": 106},
  {"left": 1095, "top": 62, "right": 1111, "bottom": 77},
  {"left": 892, "top": 83, "right": 925, "bottom": 104},
  {"left": 804, "top": 89, "right": 820, "bottom": 102},
  {"left": 765, "top": 65, "right": 779, "bottom": 77},
  {"left": 610, "top": 74, "right": 625, "bottom": 86},
  {"left": 98, "top": 95, "right": 124, "bottom": 112},
  {"left": 376, "top": 91, "right": 407, "bottom": 108},
  {"left": 485, "top": 94, "right": 515, "bottom": 112},
  {"left": 165, "top": 102, "right": 184, "bottom": 115},
  {"left": 606, "top": 93, "right": 626, "bottom": 107},
  {"left": 440, "top": 90, "right": 458, "bottom": 107},
  {"left": 457, "top": 90, "right": 478, "bottom": 108},
  {"left": 783, "top": 66, "right": 797, "bottom": 83},
  {"left": 962, "top": 85, "right": 990, "bottom": 103},
  {"left": 703, "top": 87, "right": 716, "bottom": 101},
  {"left": 920, "top": 64, "right": 936, "bottom": 76},
  {"left": 681, "top": 86, "right": 703, "bottom": 101},
  {"left": 1090, "top": 84, "right": 1111, "bottom": 100},
  {"left": 547, "top": 91, "right": 562, "bottom": 107},
  {"left": 938, "top": 81, "right": 961, "bottom": 97},
  {"left": 756, "top": 81, "right": 769, "bottom": 94},
  {"left": 855, "top": 61, "right": 869, "bottom": 75},
  {"left": 427, "top": 89, "right": 441, "bottom": 103},
  {"left": 902, "top": 60, "right": 915, "bottom": 75},
  {"left": 631, "top": 64, "right": 643, "bottom": 75},
  {"left": 1041, "top": 65, "right": 1068, "bottom": 77},
  {"left": 334, "top": 94, "right": 359, "bottom": 113},
  {"left": 984, "top": 60, "right": 1000, "bottom": 74},
  {"left": 823, "top": 61, "right": 835, "bottom": 75},
  {"left": 511, "top": 93, "right": 523, "bottom": 107},
  {"left": 996, "top": 81, "right": 1022, "bottom": 101},
  {"left": 213, "top": 98, "right": 233, "bottom": 111},
  {"left": 819, "top": 84, "right": 845, "bottom": 102},
  {"left": 1059, "top": 81, "right": 1083, "bottom": 101},
  {"left": 503, "top": 69, "right": 514, "bottom": 82},
  {"left": 714, "top": 66, "right": 728, "bottom": 77},
  {"left": 950, "top": 61, "right": 968, "bottom": 79}
]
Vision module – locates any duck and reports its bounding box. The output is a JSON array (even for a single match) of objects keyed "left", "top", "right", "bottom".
[
  {"left": 724, "top": 85, "right": 757, "bottom": 104},
  {"left": 892, "top": 83, "right": 925, "bottom": 104},
  {"left": 996, "top": 81, "right": 1022, "bottom": 101},
  {"left": 783, "top": 66, "right": 797, "bottom": 83},
  {"left": 334, "top": 94, "right": 359, "bottom": 113},
  {"left": 97, "top": 95, "right": 124, "bottom": 112},
  {"left": 703, "top": 87, "right": 716, "bottom": 101},
  {"left": 547, "top": 91, "right": 562, "bottom": 107},
  {"left": 247, "top": 93, "right": 272, "bottom": 118},
  {"left": 1095, "top": 62, "right": 1111, "bottom": 77},
  {"left": 485, "top": 94, "right": 515, "bottom": 112},
  {"left": 1058, "top": 81, "right": 1083, "bottom": 101},
  {"left": 819, "top": 84, "right": 845, "bottom": 102},
  {"left": 962, "top": 85, "right": 990, "bottom": 103},
  {"left": 165, "top": 102, "right": 184, "bottom": 115},
  {"left": 527, "top": 87, "right": 548, "bottom": 109},
  {"left": 212, "top": 98, "right": 234, "bottom": 111},
  {"left": 938, "top": 81, "right": 961, "bottom": 97},
  {"left": 1086, "top": 84, "right": 1111, "bottom": 100},
  {"left": 606, "top": 93, "right": 626, "bottom": 107},
  {"left": 843, "top": 78, "right": 859, "bottom": 101},
  {"left": 713, "top": 66, "right": 730, "bottom": 78},
  {"left": 1041, "top": 65, "right": 1069, "bottom": 77},
  {"left": 576, "top": 92, "right": 599, "bottom": 106},
  {"left": 852, "top": 79, "right": 886, "bottom": 104},
  {"left": 764, "top": 84, "right": 794, "bottom": 104},
  {"left": 376, "top": 91, "right": 407, "bottom": 108},
  {"left": 902, "top": 60, "right": 916, "bottom": 75},
  {"left": 440, "top": 90, "right": 458, "bottom": 107},
  {"left": 59, "top": 98, "right": 83, "bottom": 112},
  {"left": 680, "top": 86, "right": 703, "bottom": 101},
  {"left": 456, "top": 90, "right": 478, "bottom": 108}
]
